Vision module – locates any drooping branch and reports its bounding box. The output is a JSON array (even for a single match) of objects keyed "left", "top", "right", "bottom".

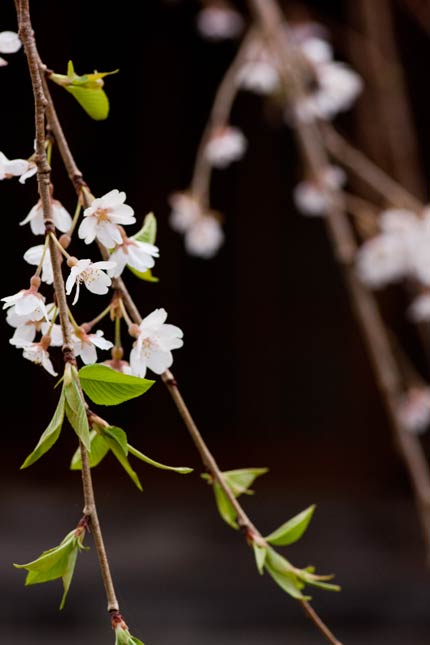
[
  {"left": 246, "top": 0, "right": 430, "bottom": 560},
  {"left": 16, "top": 0, "right": 119, "bottom": 614},
  {"left": 191, "top": 26, "right": 256, "bottom": 207}
]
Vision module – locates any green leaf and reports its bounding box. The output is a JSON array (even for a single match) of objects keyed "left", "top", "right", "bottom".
[
  {"left": 252, "top": 542, "right": 267, "bottom": 575},
  {"left": 115, "top": 628, "right": 145, "bottom": 645},
  {"left": 78, "top": 364, "right": 155, "bottom": 405},
  {"left": 223, "top": 468, "right": 268, "bottom": 497},
  {"left": 127, "top": 266, "right": 159, "bottom": 283},
  {"left": 70, "top": 430, "right": 110, "bottom": 470},
  {"left": 213, "top": 482, "right": 238, "bottom": 529},
  {"left": 14, "top": 529, "right": 86, "bottom": 609},
  {"left": 264, "top": 548, "right": 310, "bottom": 600},
  {"left": 133, "top": 212, "right": 157, "bottom": 245},
  {"left": 127, "top": 444, "right": 193, "bottom": 474},
  {"left": 20, "top": 389, "right": 65, "bottom": 468},
  {"left": 59, "top": 545, "right": 79, "bottom": 609},
  {"left": 298, "top": 567, "right": 340, "bottom": 592},
  {"left": 102, "top": 426, "right": 143, "bottom": 491},
  {"left": 265, "top": 505, "right": 316, "bottom": 546},
  {"left": 64, "top": 369, "right": 90, "bottom": 451},
  {"left": 49, "top": 61, "right": 119, "bottom": 121}
]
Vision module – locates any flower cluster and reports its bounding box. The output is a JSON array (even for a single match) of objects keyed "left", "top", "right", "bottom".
[
  {"left": 2, "top": 182, "right": 183, "bottom": 378},
  {"left": 355, "top": 208, "right": 430, "bottom": 321}
]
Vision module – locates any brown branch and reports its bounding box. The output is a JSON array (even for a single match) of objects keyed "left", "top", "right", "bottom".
[
  {"left": 247, "top": 0, "right": 430, "bottom": 562},
  {"left": 16, "top": 0, "right": 119, "bottom": 614},
  {"left": 320, "top": 122, "right": 424, "bottom": 213},
  {"left": 346, "top": 0, "right": 425, "bottom": 200},
  {"left": 191, "top": 27, "right": 256, "bottom": 207}
]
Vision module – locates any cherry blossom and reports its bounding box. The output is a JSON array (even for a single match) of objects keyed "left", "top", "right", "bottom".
[
  {"left": 285, "top": 32, "right": 363, "bottom": 123},
  {"left": 108, "top": 235, "right": 159, "bottom": 278},
  {"left": 0, "top": 30, "right": 21, "bottom": 66},
  {"left": 184, "top": 215, "right": 224, "bottom": 259},
  {"left": 66, "top": 258, "right": 116, "bottom": 305},
  {"left": 7, "top": 302, "right": 62, "bottom": 346},
  {"left": 168, "top": 192, "right": 201, "bottom": 233},
  {"left": 293, "top": 166, "right": 346, "bottom": 216},
  {"left": 20, "top": 198, "right": 72, "bottom": 236},
  {"left": 397, "top": 388, "right": 430, "bottom": 434},
  {"left": 129, "top": 308, "right": 183, "bottom": 378},
  {"left": 78, "top": 189, "right": 135, "bottom": 248},
  {"left": 196, "top": 5, "right": 244, "bottom": 41},
  {"left": 1, "top": 280, "right": 48, "bottom": 321},
  {"left": 23, "top": 244, "right": 54, "bottom": 285},
  {"left": 204, "top": 126, "right": 247, "bottom": 168},
  {"left": 72, "top": 328, "right": 114, "bottom": 365},
  {"left": 13, "top": 335, "right": 58, "bottom": 377},
  {"left": 0, "top": 151, "right": 32, "bottom": 180},
  {"left": 236, "top": 37, "right": 282, "bottom": 95},
  {"left": 408, "top": 293, "right": 430, "bottom": 323},
  {"left": 356, "top": 208, "right": 429, "bottom": 290}
]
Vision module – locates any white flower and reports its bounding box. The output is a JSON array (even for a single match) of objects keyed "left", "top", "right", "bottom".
[
  {"left": 1, "top": 288, "right": 47, "bottom": 321},
  {"left": 0, "top": 151, "right": 32, "bottom": 180},
  {"left": 408, "top": 211, "right": 430, "bottom": 286},
  {"left": 397, "top": 388, "right": 430, "bottom": 434},
  {"left": 355, "top": 234, "right": 409, "bottom": 289},
  {"left": 0, "top": 30, "right": 21, "bottom": 65},
  {"left": 23, "top": 245, "right": 54, "bottom": 285},
  {"left": 7, "top": 303, "right": 61, "bottom": 346},
  {"left": 204, "top": 126, "right": 247, "bottom": 168},
  {"left": 129, "top": 308, "right": 183, "bottom": 378},
  {"left": 408, "top": 293, "right": 430, "bottom": 323},
  {"left": 20, "top": 198, "right": 72, "bottom": 236},
  {"left": 293, "top": 166, "right": 346, "bottom": 216},
  {"left": 196, "top": 6, "right": 244, "bottom": 40},
  {"left": 296, "top": 62, "right": 363, "bottom": 122},
  {"left": 72, "top": 329, "right": 113, "bottom": 365},
  {"left": 18, "top": 161, "right": 37, "bottom": 184},
  {"left": 168, "top": 192, "right": 201, "bottom": 233},
  {"left": 235, "top": 40, "right": 279, "bottom": 95},
  {"left": 78, "top": 189, "right": 135, "bottom": 248},
  {"left": 236, "top": 59, "right": 280, "bottom": 95},
  {"left": 185, "top": 216, "right": 224, "bottom": 258},
  {"left": 299, "top": 37, "right": 333, "bottom": 65},
  {"left": 15, "top": 340, "right": 58, "bottom": 377},
  {"left": 379, "top": 209, "right": 420, "bottom": 235},
  {"left": 66, "top": 258, "right": 116, "bottom": 305},
  {"left": 0, "top": 31, "right": 21, "bottom": 54},
  {"left": 108, "top": 236, "right": 159, "bottom": 278},
  {"left": 288, "top": 32, "right": 363, "bottom": 123}
]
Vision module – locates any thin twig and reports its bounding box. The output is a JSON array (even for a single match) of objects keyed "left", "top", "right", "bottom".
[
  {"left": 320, "top": 122, "right": 425, "bottom": 213},
  {"left": 191, "top": 27, "right": 256, "bottom": 207},
  {"left": 247, "top": 0, "right": 430, "bottom": 562},
  {"left": 16, "top": 0, "right": 119, "bottom": 614}
]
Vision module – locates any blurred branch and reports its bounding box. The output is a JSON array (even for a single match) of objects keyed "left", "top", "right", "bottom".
[
  {"left": 320, "top": 123, "right": 424, "bottom": 212},
  {"left": 247, "top": 0, "right": 430, "bottom": 562},
  {"left": 347, "top": 0, "right": 425, "bottom": 200},
  {"left": 191, "top": 26, "right": 255, "bottom": 207},
  {"left": 397, "top": 0, "right": 430, "bottom": 33}
]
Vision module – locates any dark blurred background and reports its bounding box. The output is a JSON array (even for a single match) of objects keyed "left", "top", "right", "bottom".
[{"left": 1, "top": 0, "right": 430, "bottom": 643}]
